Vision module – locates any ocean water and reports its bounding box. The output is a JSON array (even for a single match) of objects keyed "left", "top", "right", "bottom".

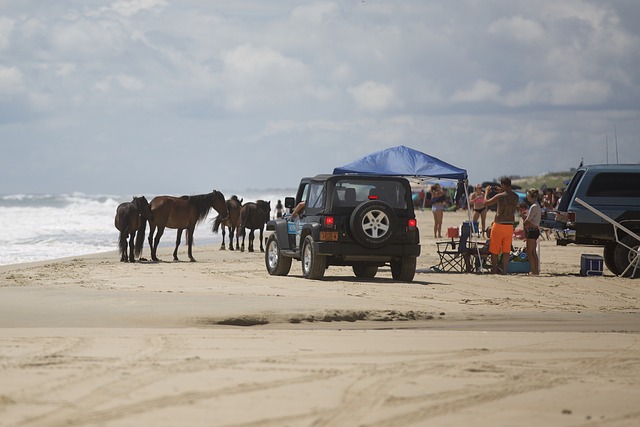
[{"left": 0, "top": 190, "right": 293, "bottom": 266}]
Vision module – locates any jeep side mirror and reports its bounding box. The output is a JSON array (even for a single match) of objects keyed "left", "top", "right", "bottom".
[{"left": 284, "top": 197, "right": 296, "bottom": 209}]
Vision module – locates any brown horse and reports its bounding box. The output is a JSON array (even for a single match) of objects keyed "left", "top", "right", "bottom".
[
  {"left": 212, "top": 195, "right": 243, "bottom": 250},
  {"left": 148, "top": 190, "right": 227, "bottom": 262},
  {"left": 114, "top": 196, "right": 153, "bottom": 263},
  {"left": 238, "top": 199, "right": 271, "bottom": 253}
]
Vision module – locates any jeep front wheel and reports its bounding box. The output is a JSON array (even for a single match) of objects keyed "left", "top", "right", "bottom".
[
  {"left": 391, "top": 257, "right": 416, "bottom": 282},
  {"left": 613, "top": 235, "right": 640, "bottom": 278},
  {"left": 350, "top": 201, "right": 397, "bottom": 248},
  {"left": 302, "top": 235, "right": 326, "bottom": 279},
  {"left": 265, "top": 234, "right": 292, "bottom": 276}
]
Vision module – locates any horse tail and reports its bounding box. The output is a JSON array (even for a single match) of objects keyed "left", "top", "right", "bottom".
[
  {"left": 238, "top": 206, "right": 249, "bottom": 237},
  {"left": 134, "top": 217, "right": 146, "bottom": 258},
  {"left": 212, "top": 214, "right": 222, "bottom": 234}
]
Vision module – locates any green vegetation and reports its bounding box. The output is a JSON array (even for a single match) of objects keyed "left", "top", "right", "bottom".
[{"left": 509, "top": 171, "right": 575, "bottom": 191}]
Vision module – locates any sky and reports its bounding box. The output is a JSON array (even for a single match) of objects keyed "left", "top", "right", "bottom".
[{"left": 1, "top": 0, "right": 639, "bottom": 196}]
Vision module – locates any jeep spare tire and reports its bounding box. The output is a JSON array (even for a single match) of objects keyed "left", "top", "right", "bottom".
[{"left": 350, "top": 201, "right": 397, "bottom": 248}]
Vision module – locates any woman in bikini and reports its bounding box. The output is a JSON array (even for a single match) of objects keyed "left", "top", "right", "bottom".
[
  {"left": 469, "top": 184, "right": 488, "bottom": 237},
  {"left": 523, "top": 188, "right": 541, "bottom": 275},
  {"left": 430, "top": 183, "right": 446, "bottom": 238}
]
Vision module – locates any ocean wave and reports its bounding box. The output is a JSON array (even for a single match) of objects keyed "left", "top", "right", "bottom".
[{"left": 0, "top": 191, "right": 294, "bottom": 266}]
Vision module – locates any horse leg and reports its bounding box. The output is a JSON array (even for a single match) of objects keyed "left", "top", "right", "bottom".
[
  {"left": 148, "top": 223, "right": 157, "bottom": 261},
  {"left": 259, "top": 227, "right": 265, "bottom": 252},
  {"left": 229, "top": 226, "right": 235, "bottom": 251},
  {"left": 231, "top": 227, "right": 240, "bottom": 249},
  {"left": 118, "top": 229, "right": 128, "bottom": 262},
  {"left": 187, "top": 227, "right": 196, "bottom": 262},
  {"left": 220, "top": 227, "right": 226, "bottom": 250},
  {"left": 240, "top": 228, "right": 245, "bottom": 252},
  {"left": 248, "top": 229, "right": 255, "bottom": 252},
  {"left": 173, "top": 229, "right": 183, "bottom": 261},
  {"left": 152, "top": 226, "right": 164, "bottom": 262},
  {"left": 128, "top": 231, "right": 136, "bottom": 262}
]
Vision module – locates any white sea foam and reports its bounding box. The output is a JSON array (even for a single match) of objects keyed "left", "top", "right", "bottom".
[{"left": 0, "top": 190, "right": 295, "bottom": 266}]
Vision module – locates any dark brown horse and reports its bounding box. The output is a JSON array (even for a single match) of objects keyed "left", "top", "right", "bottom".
[
  {"left": 148, "top": 190, "right": 227, "bottom": 262},
  {"left": 212, "top": 195, "right": 243, "bottom": 251},
  {"left": 238, "top": 200, "right": 271, "bottom": 253},
  {"left": 114, "top": 196, "right": 153, "bottom": 263}
]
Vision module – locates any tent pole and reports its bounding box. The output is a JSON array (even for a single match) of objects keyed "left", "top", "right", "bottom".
[{"left": 463, "top": 179, "right": 484, "bottom": 274}]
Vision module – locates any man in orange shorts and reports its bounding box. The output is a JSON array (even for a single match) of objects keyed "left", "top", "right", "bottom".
[{"left": 484, "top": 177, "right": 519, "bottom": 274}]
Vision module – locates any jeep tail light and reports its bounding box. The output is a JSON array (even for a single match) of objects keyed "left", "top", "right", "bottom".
[
  {"left": 408, "top": 218, "right": 417, "bottom": 229},
  {"left": 323, "top": 215, "right": 335, "bottom": 229},
  {"left": 368, "top": 195, "right": 379, "bottom": 200}
]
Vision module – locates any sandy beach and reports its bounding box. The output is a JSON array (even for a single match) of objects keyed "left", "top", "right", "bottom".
[{"left": 1, "top": 209, "right": 639, "bottom": 427}]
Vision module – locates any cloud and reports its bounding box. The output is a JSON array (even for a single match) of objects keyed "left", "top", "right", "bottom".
[
  {"left": 92, "top": 74, "right": 145, "bottom": 93},
  {"left": 220, "top": 44, "right": 310, "bottom": 111},
  {"left": 106, "top": 0, "right": 168, "bottom": 17},
  {"left": 348, "top": 81, "right": 398, "bottom": 111},
  {"left": 451, "top": 80, "right": 501, "bottom": 103},
  {"left": 0, "top": 16, "right": 14, "bottom": 50},
  {"left": 502, "top": 80, "right": 611, "bottom": 107},
  {"left": 0, "top": 65, "right": 23, "bottom": 94},
  {"left": 488, "top": 15, "right": 546, "bottom": 44}
]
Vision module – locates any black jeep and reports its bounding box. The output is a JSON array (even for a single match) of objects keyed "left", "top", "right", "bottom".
[{"left": 264, "top": 174, "right": 421, "bottom": 281}]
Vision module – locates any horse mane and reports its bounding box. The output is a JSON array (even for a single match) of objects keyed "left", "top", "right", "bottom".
[{"left": 187, "top": 193, "right": 216, "bottom": 224}]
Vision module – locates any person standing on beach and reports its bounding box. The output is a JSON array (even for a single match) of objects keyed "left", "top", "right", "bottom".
[
  {"left": 523, "top": 188, "right": 541, "bottom": 275},
  {"left": 469, "top": 184, "right": 488, "bottom": 237},
  {"left": 483, "top": 177, "right": 519, "bottom": 274},
  {"left": 275, "top": 200, "right": 284, "bottom": 219},
  {"left": 430, "top": 183, "right": 445, "bottom": 238}
]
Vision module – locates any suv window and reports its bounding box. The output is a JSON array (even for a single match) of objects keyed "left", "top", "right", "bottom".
[
  {"left": 586, "top": 173, "right": 640, "bottom": 198},
  {"left": 557, "top": 169, "right": 585, "bottom": 211},
  {"left": 333, "top": 179, "right": 407, "bottom": 209}
]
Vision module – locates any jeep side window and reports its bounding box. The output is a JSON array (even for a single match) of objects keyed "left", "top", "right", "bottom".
[
  {"left": 586, "top": 173, "right": 640, "bottom": 198},
  {"left": 307, "top": 182, "right": 324, "bottom": 210}
]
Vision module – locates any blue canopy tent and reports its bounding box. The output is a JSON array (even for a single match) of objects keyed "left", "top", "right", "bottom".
[{"left": 333, "top": 145, "right": 467, "bottom": 181}]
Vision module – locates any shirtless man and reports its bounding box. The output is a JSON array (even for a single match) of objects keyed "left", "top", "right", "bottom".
[{"left": 483, "top": 177, "right": 519, "bottom": 274}]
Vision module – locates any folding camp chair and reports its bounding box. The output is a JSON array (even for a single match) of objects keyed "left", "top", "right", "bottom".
[{"left": 434, "top": 239, "right": 465, "bottom": 272}]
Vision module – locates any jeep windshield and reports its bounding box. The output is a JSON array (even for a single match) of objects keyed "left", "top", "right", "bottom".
[{"left": 332, "top": 179, "right": 408, "bottom": 209}]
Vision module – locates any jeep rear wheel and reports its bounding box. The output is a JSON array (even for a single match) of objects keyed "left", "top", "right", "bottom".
[
  {"left": 391, "top": 256, "right": 416, "bottom": 282},
  {"left": 350, "top": 201, "right": 397, "bottom": 249},
  {"left": 614, "top": 235, "right": 640, "bottom": 278},
  {"left": 352, "top": 263, "right": 378, "bottom": 278},
  {"left": 265, "top": 234, "right": 292, "bottom": 276},
  {"left": 302, "top": 235, "right": 326, "bottom": 279}
]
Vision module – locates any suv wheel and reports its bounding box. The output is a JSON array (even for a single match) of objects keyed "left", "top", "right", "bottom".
[
  {"left": 603, "top": 242, "right": 621, "bottom": 275},
  {"left": 391, "top": 256, "right": 416, "bottom": 282},
  {"left": 302, "top": 235, "right": 326, "bottom": 279},
  {"left": 265, "top": 234, "right": 292, "bottom": 276},
  {"left": 350, "top": 201, "right": 397, "bottom": 248},
  {"left": 614, "top": 235, "right": 640, "bottom": 278},
  {"left": 352, "top": 263, "right": 378, "bottom": 278}
]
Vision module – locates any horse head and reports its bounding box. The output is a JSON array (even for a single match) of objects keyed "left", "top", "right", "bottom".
[
  {"left": 211, "top": 190, "right": 229, "bottom": 219},
  {"left": 133, "top": 196, "right": 153, "bottom": 221},
  {"left": 256, "top": 199, "right": 272, "bottom": 221}
]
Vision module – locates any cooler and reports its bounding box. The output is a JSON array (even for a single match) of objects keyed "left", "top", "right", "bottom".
[
  {"left": 507, "top": 261, "right": 531, "bottom": 273},
  {"left": 580, "top": 254, "right": 603, "bottom": 276}
]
